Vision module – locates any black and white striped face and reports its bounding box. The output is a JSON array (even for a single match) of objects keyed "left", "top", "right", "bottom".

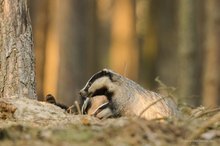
[
  {"left": 79, "top": 69, "right": 119, "bottom": 98},
  {"left": 79, "top": 69, "right": 179, "bottom": 120},
  {"left": 79, "top": 69, "right": 120, "bottom": 117}
]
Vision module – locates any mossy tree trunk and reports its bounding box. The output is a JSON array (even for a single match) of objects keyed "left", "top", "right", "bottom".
[{"left": 0, "top": 0, "right": 36, "bottom": 99}]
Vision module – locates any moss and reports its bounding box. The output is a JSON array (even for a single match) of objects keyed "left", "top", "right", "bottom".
[{"left": 53, "top": 128, "right": 94, "bottom": 142}]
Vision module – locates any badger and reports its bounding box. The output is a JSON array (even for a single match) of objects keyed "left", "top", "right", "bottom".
[{"left": 80, "top": 69, "right": 179, "bottom": 120}]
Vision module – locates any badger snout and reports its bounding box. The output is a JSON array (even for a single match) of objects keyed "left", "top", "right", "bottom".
[
  {"left": 79, "top": 90, "right": 87, "bottom": 97},
  {"left": 82, "top": 95, "right": 113, "bottom": 119}
]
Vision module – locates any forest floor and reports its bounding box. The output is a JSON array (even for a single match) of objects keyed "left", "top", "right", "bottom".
[{"left": 0, "top": 97, "right": 220, "bottom": 146}]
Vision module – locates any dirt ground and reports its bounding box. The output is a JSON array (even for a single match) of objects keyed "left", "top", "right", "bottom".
[{"left": 0, "top": 97, "right": 220, "bottom": 146}]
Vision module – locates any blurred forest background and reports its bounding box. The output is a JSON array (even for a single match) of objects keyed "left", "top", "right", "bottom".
[{"left": 30, "top": 0, "right": 220, "bottom": 107}]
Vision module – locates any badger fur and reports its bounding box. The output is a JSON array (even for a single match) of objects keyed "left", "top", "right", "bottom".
[{"left": 80, "top": 69, "right": 179, "bottom": 120}]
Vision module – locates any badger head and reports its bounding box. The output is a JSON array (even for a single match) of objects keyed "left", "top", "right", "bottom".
[
  {"left": 80, "top": 69, "right": 121, "bottom": 99},
  {"left": 79, "top": 69, "right": 121, "bottom": 116}
]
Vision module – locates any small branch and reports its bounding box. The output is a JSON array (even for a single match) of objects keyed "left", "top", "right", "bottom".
[
  {"left": 191, "top": 107, "right": 220, "bottom": 119},
  {"left": 75, "top": 101, "right": 81, "bottom": 115},
  {"left": 139, "top": 96, "right": 167, "bottom": 118},
  {"left": 66, "top": 104, "right": 75, "bottom": 114},
  {"left": 155, "top": 77, "right": 176, "bottom": 101},
  {"left": 183, "top": 112, "right": 220, "bottom": 146}
]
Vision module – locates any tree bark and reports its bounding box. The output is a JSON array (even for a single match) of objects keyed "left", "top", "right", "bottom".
[
  {"left": 202, "top": 0, "right": 220, "bottom": 107},
  {"left": 0, "top": 0, "right": 36, "bottom": 99}
]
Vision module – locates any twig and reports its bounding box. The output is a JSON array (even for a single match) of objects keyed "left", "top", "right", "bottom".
[
  {"left": 151, "top": 117, "right": 169, "bottom": 121},
  {"left": 155, "top": 77, "right": 176, "bottom": 101},
  {"left": 75, "top": 101, "right": 81, "bottom": 115},
  {"left": 183, "top": 112, "right": 220, "bottom": 146},
  {"left": 191, "top": 107, "right": 220, "bottom": 119},
  {"left": 123, "top": 63, "right": 127, "bottom": 77},
  {"left": 66, "top": 104, "right": 75, "bottom": 114},
  {"left": 139, "top": 96, "right": 167, "bottom": 118}
]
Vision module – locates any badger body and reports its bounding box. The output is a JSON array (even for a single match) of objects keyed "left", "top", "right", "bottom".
[{"left": 80, "top": 69, "right": 179, "bottom": 120}]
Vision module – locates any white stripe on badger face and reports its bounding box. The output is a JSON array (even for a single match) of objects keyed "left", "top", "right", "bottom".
[
  {"left": 88, "top": 76, "right": 116, "bottom": 96},
  {"left": 80, "top": 75, "right": 96, "bottom": 94},
  {"left": 80, "top": 69, "right": 111, "bottom": 89}
]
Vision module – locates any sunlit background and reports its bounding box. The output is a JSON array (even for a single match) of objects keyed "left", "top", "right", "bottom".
[{"left": 30, "top": 0, "right": 220, "bottom": 107}]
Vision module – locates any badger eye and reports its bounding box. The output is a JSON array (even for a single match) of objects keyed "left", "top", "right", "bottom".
[{"left": 92, "top": 87, "right": 108, "bottom": 97}]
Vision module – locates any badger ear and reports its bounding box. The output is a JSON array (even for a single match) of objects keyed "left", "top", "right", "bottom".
[
  {"left": 102, "top": 68, "right": 110, "bottom": 73},
  {"left": 80, "top": 69, "right": 112, "bottom": 95},
  {"left": 102, "top": 68, "right": 121, "bottom": 82},
  {"left": 79, "top": 69, "right": 122, "bottom": 98},
  {"left": 45, "top": 94, "right": 56, "bottom": 104}
]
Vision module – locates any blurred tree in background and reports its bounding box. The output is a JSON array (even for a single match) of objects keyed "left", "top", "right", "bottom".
[
  {"left": 109, "top": 0, "right": 138, "bottom": 80},
  {"left": 30, "top": 0, "right": 220, "bottom": 107},
  {"left": 202, "top": 0, "right": 220, "bottom": 108},
  {"left": 30, "top": 0, "right": 49, "bottom": 100},
  {"left": 177, "top": 0, "right": 197, "bottom": 104},
  {"left": 56, "top": 0, "right": 98, "bottom": 105}
]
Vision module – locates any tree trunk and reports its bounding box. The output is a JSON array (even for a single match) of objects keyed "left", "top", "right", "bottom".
[
  {"left": 57, "top": 0, "right": 98, "bottom": 105},
  {"left": 57, "top": 0, "right": 82, "bottom": 105},
  {"left": 0, "top": 0, "right": 36, "bottom": 99},
  {"left": 30, "top": 0, "right": 49, "bottom": 100},
  {"left": 136, "top": 0, "right": 158, "bottom": 88},
  {"left": 109, "top": 0, "right": 138, "bottom": 80},
  {"left": 156, "top": 0, "right": 178, "bottom": 89},
  {"left": 96, "top": 0, "right": 112, "bottom": 68},
  {"left": 43, "top": 0, "right": 59, "bottom": 100},
  {"left": 202, "top": 0, "right": 220, "bottom": 107},
  {"left": 177, "top": 0, "right": 197, "bottom": 104}
]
